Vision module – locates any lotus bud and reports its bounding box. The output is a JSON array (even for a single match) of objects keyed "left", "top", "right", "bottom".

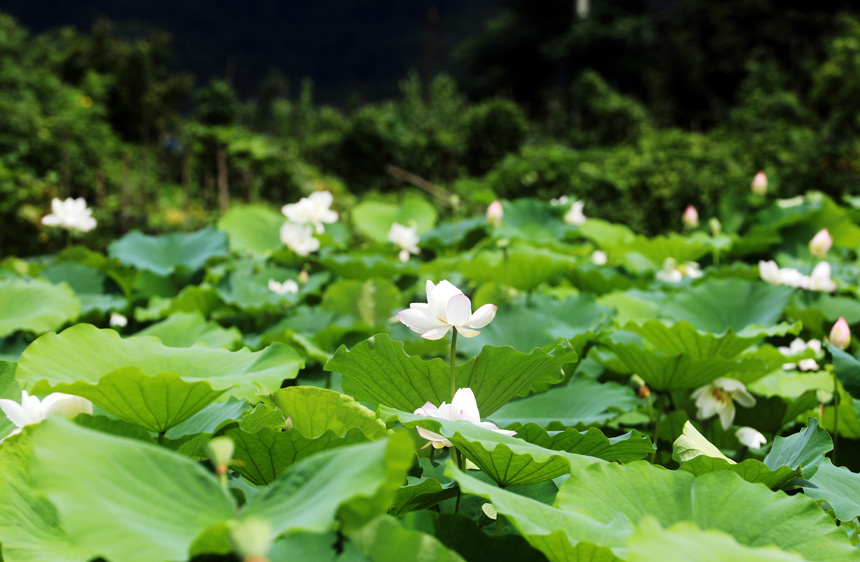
[
  {"left": 830, "top": 317, "right": 851, "bottom": 350},
  {"left": 809, "top": 228, "right": 833, "bottom": 258},
  {"left": 298, "top": 269, "right": 309, "bottom": 285},
  {"left": 207, "top": 437, "right": 235, "bottom": 479},
  {"left": 735, "top": 426, "right": 767, "bottom": 450},
  {"left": 228, "top": 517, "right": 273, "bottom": 562},
  {"left": 284, "top": 415, "right": 293, "bottom": 430},
  {"left": 751, "top": 171, "right": 767, "bottom": 196},
  {"left": 592, "top": 250, "right": 608, "bottom": 266},
  {"left": 708, "top": 218, "right": 721, "bottom": 236},
  {"left": 682, "top": 205, "right": 699, "bottom": 229},
  {"left": 486, "top": 200, "right": 503, "bottom": 228}
]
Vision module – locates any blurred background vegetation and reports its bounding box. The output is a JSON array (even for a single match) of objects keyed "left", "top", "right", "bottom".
[{"left": 3, "top": 0, "right": 860, "bottom": 255}]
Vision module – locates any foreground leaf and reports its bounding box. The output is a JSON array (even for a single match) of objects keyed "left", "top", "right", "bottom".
[{"left": 0, "top": 278, "right": 80, "bottom": 338}]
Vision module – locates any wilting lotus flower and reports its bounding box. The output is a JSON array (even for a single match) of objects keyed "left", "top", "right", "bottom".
[
  {"left": 592, "top": 250, "right": 608, "bottom": 266},
  {"left": 486, "top": 200, "right": 504, "bottom": 228},
  {"left": 736, "top": 426, "right": 767, "bottom": 450},
  {"left": 682, "top": 205, "right": 699, "bottom": 229},
  {"left": 691, "top": 378, "right": 756, "bottom": 430},
  {"left": 0, "top": 391, "right": 92, "bottom": 441},
  {"left": 42, "top": 197, "right": 97, "bottom": 232},
  {"left": 388, "top": 222, "right": 420, "bottom": 263},
  {"left": 751, "top": 171, "right": 768, "bottom": 196},
  {"left": 564, "top": 201, "right": 586, "bottom": 226},
  {"left": 279, "top": 223, "right": 320, "bottom": 256},
  {"left": 809, "top": 228, "right": 833, "bottom": 259},
  {"left": 830, "top": 317, "right": 851, "bottom": 350},
  {"left": 413, "top": 387, "right": 516, "bottom": 449},
  {"left": 398, "top": 280, "right": 497, "bottom": 340},
  {"left": 281, "top": 190, "right": 338, "bottom": 234},
  {"left": 808, "top": 262, "right": 836, "bottom": 292},
  {"left": 779, "top": 338, "right": 821, "bottom": 372},
  {"left": 268, "top": 278, "right": 298, "bottom": 295}
]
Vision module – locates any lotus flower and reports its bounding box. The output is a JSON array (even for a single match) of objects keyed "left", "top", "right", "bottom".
[
  {"left": 398, "top": 280, "right": 497, "bottom": 340},
  {"left": 751, "top": 171, "right": 767, "bottom": 196},
  {"left": 486, "top": 200, "right": 503, "bottom": 227},
  {"left": 413, "top": 387, "right": 515, "bottom": 449},
  {"left": 0, "top": 391, "right": 92, "bottom": 441},
  {"left": 808, "top": 262, "right": 836, "bottom": 292},
  {"left": 656, "top": 258, "right": 703, "bottom": 283},
  {"left": 682, "top": 205, "right": 699, "bottom": 229},
  {"left": 831, "top": 317, "right": 851, "bottom": 350},
  {"left": 779, "top": 338, "right": 821, "bottom": 371},
  {"left": 281, "top": 190, "right": 338, "bottom": 234},
  {"left": 388, "top": 222, "right": 420, "bottom": 263},
  {"left": 268, "top": 279, "right": 298, "bottom": 295},
  {"left": 279, "top": 223, "right": 320, "bottom": 256},
  {"left": 563, "top": 200, "right": 586, "bottom": 226},
  {"left": 736, "top": 426, "right": 767, "bottom": 450},
  {"left": 109, "top": 313, "right": 128, "bottom": 328},
  {"left": 41, "top": 197, "right": 97, "bottom": 232},
  {"left": 690, "top": 378, "right": 756, "bottom": 430},
  {"left": 809, "top": 228, "right": 833, "bottom": 258},
  {"left": 592, "top": 250, "right": 608, "bottom": 266}
]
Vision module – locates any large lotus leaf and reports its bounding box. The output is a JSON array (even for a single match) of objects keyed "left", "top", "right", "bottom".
[
  {"left": 627, "top": 519, "right": 806, "bottom": 562},
  {"left": 216, "top": 204, "right": 285, "bottom": 256},
  {"left": 216, "top": 272, "right": 300, "bottom": 313},
  {"left": 40, "top": 262, "right": 126, "bottom": 315},
  {"left": 489, "top": 378, "right": 638, "bottom": 430},
  {"left": 319, "top": 253, "right": 414, "bottom": 280},
  {"left": 27, "top": 418, "right": 235, "bottom": 562},
  {"left": 596, "top": 290, "right": 665, "bottom": 325},
  {"left": 19, "top": 324, "right": 302, "bottom": 401},
  {"left": 135, "top": 312, "right": 242, "bottom": 349},
  {"left": 458, "top": 246, "right": 575, "bottom": 292},
  {"left": 622, "top": 319, "right": 801, "bottom": 360},
  {"left": 804, "top": 459, "right": 860, "bottom": 522},
  {"left": 419, "top": 216, "right": 487, "bottom": 251},
  {"left": 390, "top": 459, "right": 458, "bottom": 515},
  {"left": 764, "top": 418, "right": 832, "bottom": 479},
  {"left": 351, "top": 193, "right": 437, "bottom": 243},
  {"left": 326, "top": 335, "right": 574, "bottom": 416},
  {"left": 556, "top": 461, "right": 859, "bottom": 561},
  {"left": 446, "top": 462, "right": 626, "bottom": 562},
  {"left": 380, "top": 407, "right": 604, "bottom": 487},
  {"left": 109, "top": 227, "right": 229, "bottom": 276},
  {"left": 240, "top": 432, "right": 415, "bottom": 537},
  {"left": 577, "top": 217, "right": 637, "bottom": 246},
  {"left": 0, "top": 278, "right": 80, "bottom": 337},
  {"left": 271, "top": 386, "right": 389, "bottom": 439},
  {"left": 0, "top": 432, "right": 89, "bottom": 562},
  {"left": 321, "top": 278, "right": 402, "bottom": 326},
  {"left": 349, "top": 515, "right": 466, "bottom": 562},
  {"left": 493, "top": 198, "right": 571, "bottom": 244},
  {"left": 165, "top": 397, "right": 248, "bottom": 439},
  {"left": 608, "top": 232, "right": 715, "bottom": 272},
  {"left": 660, "top": 279, "right": 793, "bottom": 333},
  {"left": 567, "top": 263, "right": 635, "bottom": 296},
  {"left": 516, "top": 424, "right": 653, "bottom": 462},
  {"left": 828, "top": 343, "right": 860, "bottom": 398}
]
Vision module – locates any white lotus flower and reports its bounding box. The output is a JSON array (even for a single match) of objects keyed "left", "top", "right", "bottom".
[
  {"left": 281, "top": 190, "right": 338, "bottom": 234},
  {"left": 690, "top": 378, "right": 756, "bottom": 430},
  {"left": 0, "top": 391, "right": 92, "bottom": 441},
  {"left": 808, "top": 262, "right": 836, "bottom": 292},
  {"left": 41, "top": 197, "right": 97, "bottom": 232},
  {"left": 279, "top": 223, "right": 320, "bottom": 256},
  {"left": 398, "top": 280, "right": 497, "bottom": 340},
  {"left": 736, "top": 426, "right": 767, "bottom": 450},
  {"left": 656, "top": 258, "right": 702, "bottom": 283},
  {"left": 550, "top": 195, "right": 569, "bottom": 206},
  {"left": 592, "top": 250, "right": 608, "bottom": 266},
  {"left": 268, "top": 278, "right": 298, "bottom": 295},
  {"left": 109, "top": 312, "right": 128, "bottom": 328},
  {"left": 413, "top": 387, "right": 516, "bottom": 449},
  {"left": 779, "top": 338, "right": 821, "bottom": 371},
  {"left": 563, "top": 200, "right": 586, "bottom": 226},
  {"left": 388, "top": 222, "right": 420, "bottom": 263}
]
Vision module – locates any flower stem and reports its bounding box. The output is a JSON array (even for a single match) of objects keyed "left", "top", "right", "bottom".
[
  {"left": 450, "top": 330, "right": 458, "bottom": 401},
  {"left": 833, "top": 371, "right": 839, "bottom": 465},
  {"left": 454, "top": 448, "right": 465, "bottom": 514},
  {"left": 651, "top": 399, "right": 662, "bottom": 463}
]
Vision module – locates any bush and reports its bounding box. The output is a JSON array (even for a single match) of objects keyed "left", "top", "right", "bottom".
[{"left": 464, "top": 99, "right": 529, "bottom": 175}]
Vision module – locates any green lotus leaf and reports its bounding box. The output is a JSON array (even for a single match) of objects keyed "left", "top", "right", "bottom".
[
  {"left": 804, "top": 458, "right": 860, "bottom": 522},
  {"left": 351, "top": 193, "right": 437, "bottom": 243},
  {"left": 109, "top": 226, "right": 229, "bottom": 276},
  {"left": 0, "top": 277, "right": 81, "bottom": 338},
  {"left": 271, "top": 386, "right": 389, "bottom": 440},
  {"left": 216, "top": 204, "right": 285, "bottom": 256},
  {"left": 349, "top": 515, "right": 466, "bottom": 562},
  {"left": 515, "top": 424, "right": 654, "bottom": 462},
  {"left": 764, "top": 418, "right": 833, "bottom": 479},
  {"left": 135, "top": 312, "right": 242, "bottom": 349},
  {"left": 321, "top": 278, "right": 402, "bottom": 327}
]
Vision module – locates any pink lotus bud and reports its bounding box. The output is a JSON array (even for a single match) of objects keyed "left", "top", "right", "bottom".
[
  {"left": 298, "top": 270, "right": 309, "bottom": 285},
  {"left": 751, "top": 171, "right": 767, "bottom": 196},
  {"left": 809, "top": 228, "right": 833, "bottom": 258},
  {"left": 284, "top": 415, "right": 293, "bottom": 430},
  {"left": 486, "top": 200, "right": 503, "bottom": 227},
  {"left": 831, "top": 317, "right": 851, "bottom": 350},
  {"left": 682, "top": 205, "right": 699, "bottom": 229}
]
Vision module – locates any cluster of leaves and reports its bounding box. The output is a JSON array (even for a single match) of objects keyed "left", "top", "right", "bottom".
[{"left": 2, "top": 185, "right": 860, "bottom": 561}]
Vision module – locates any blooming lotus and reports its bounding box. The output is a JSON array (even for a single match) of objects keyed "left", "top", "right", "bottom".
[
  {"left": 690, "top": 378, "right": 756, "bottom": 430},
  {"left": 268, "top": 278, "right": 298, "bottom": 295},
  {"left": 736, "top": 426, "right": 767, "bottom": 450},
  {"left": 751, "top": 171, "right": 767, "bottom": 196},
  {"left": 809, "top": 228, "right": 832, "bottom": 258},
  {"left": 563, "top": 200, "right": 586, "bottom": 226},
  {"left": 413, "top": 387, "right": 515, "bottom": 449},
  {"left": 808, "top": 262, "right": 836, "bottom": 292},
  {"left": 592, "top": 250, "right": 608, "bottom": 266},
  {"left": 656, "top": 258, "right": 703, "bottom": 283},
  {"left": 831, "top": 317, "right": 851, "bottom": 350},
  {"left": 682, "top": 205, "right": 699, "bottom": 229},
  {"left": 41, "top": 197, "right": 97, "bottom": 232},
  {"left": 486, "top": 200, "right": 503, "bottom": 227},
  {"left": 279, "top": 223, "right": 320, "bottom": 256},
  {"left": 388, "top": 222, "right": 420, "bottom": 263},
  {"left": 398, "top": 280, "right": 497, "bottom": 340},
  {"left": 0, "top": 391, "right": 92, "bottom": 441},
  {"left": 281, "top": 190, "right": 338, "bottom": 234},
  {"left": 779, "top": 338, "right": 821, "bottom": 371}
]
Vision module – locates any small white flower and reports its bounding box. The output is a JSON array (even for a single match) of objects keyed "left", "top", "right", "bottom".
[
  {"left": 388, "top": 222, "right": 420, "bottom": 263},
  {"left": 109, "top": 313, "right": 128, "bottom": 328},
  {"left": 550, "top": 195, "right": 570, "bottom": 207},
  {"left": 398, "top": 280, "right": 497, "bottom": 340},
  {"left": 41, "top": 197, "right": 97, "bottom": 232},
  {"left": 279, "top": 223, "right": 320, "bottom": 256},
  {"left": 563, "top": 200, "right": 586, "bottom": 225},
  {"left": 413, "top": 387, "right": 516, "bottom": 449},
  {"left": 690, "top": 378, "right": 756, "bottom": 430},
  {"left": 268, "top": 278, "right": 299, "bottom": 296},
  {"left": 0, "top": 391, "right": 92, "bottom": 441},
  {"left": 736, "top": 426, "right": 767, "bottom": 450},
  {"left": 281, "top": 190, "right": 338, "bottom": 234},
  {"left": 808, "top": 262, "right": 836, "bottom": 292},
  {"left": 780, "top": 338, "right": 821, "bottom": 371},
  {"left": 656, "top": 258, "right": 702, "bottom": 283},
  {"left": 592, "top": 250, "right": 608, "bottom": 266}
]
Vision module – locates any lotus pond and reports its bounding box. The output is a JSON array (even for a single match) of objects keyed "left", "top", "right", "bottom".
[{"left": 2, "top": 189, "right": 860, "bottom": 562}]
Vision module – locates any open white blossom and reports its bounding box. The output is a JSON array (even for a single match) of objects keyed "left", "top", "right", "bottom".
[
  {"left": 413, "top": 387, "right": 516, "bottom": 449},
  {"left": 736, "top": 427, "right": 767, "bottom": 450},
  {"left": 563, "top": 200, "right": 586, "bottom": 225},
  {"left": 41, "top": 197, "right": 97, "bottom": 232},
  {"left": 281, "top": 190, "right": 338, "bottom": 234},
  {"left": 268, "top": 278, "right": 299, "bottom": 295},
  {"left": 388, "top": 222, "right": 420, "bottom": 263},
  {"left": 0, "top": 391, "right": 92, "bottom": 441},
  {"left": 808, "top": 262, "right": 836, "bottom": 292},
  {"left": 279, "top": 223, "right": 320, "bottom": 256},
  {"left": 109, "top": 313, "right": 128, "bottom": 328},
  {"left": 398, "top": 280, "right": 497, "bottom": 340},
  {"left": 759, "top": 260, "right": 835, "bottom": 292},
  {"left": 779, "top": 338, "right": 821, "bottom": 371},
  {"left": 691, "top": 378, "right": 756, "bottom": 430},
  {"left": 550, "top": 195, "right": 570, "bottom": 207},
  {"left": 656, "top": 258, "right": 703, "bottom": 283},
  {"left": 592, "top": 250, "right": 608, "bottom": 266}
]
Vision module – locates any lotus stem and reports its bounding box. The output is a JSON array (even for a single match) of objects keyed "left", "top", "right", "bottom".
[
  {"left": 454, "top": 448, "right": 465, "bottom": 515},
  {"left": 450, "top": 330, "right": 458, "bottom": 401},
  {"left": 833, "top": 371, "right": 839, "bottom": 464}
]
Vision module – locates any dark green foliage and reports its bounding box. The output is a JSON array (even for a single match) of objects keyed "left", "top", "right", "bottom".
[{"left": 464, "top": 99, "right": 528, "bottom": 175}]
